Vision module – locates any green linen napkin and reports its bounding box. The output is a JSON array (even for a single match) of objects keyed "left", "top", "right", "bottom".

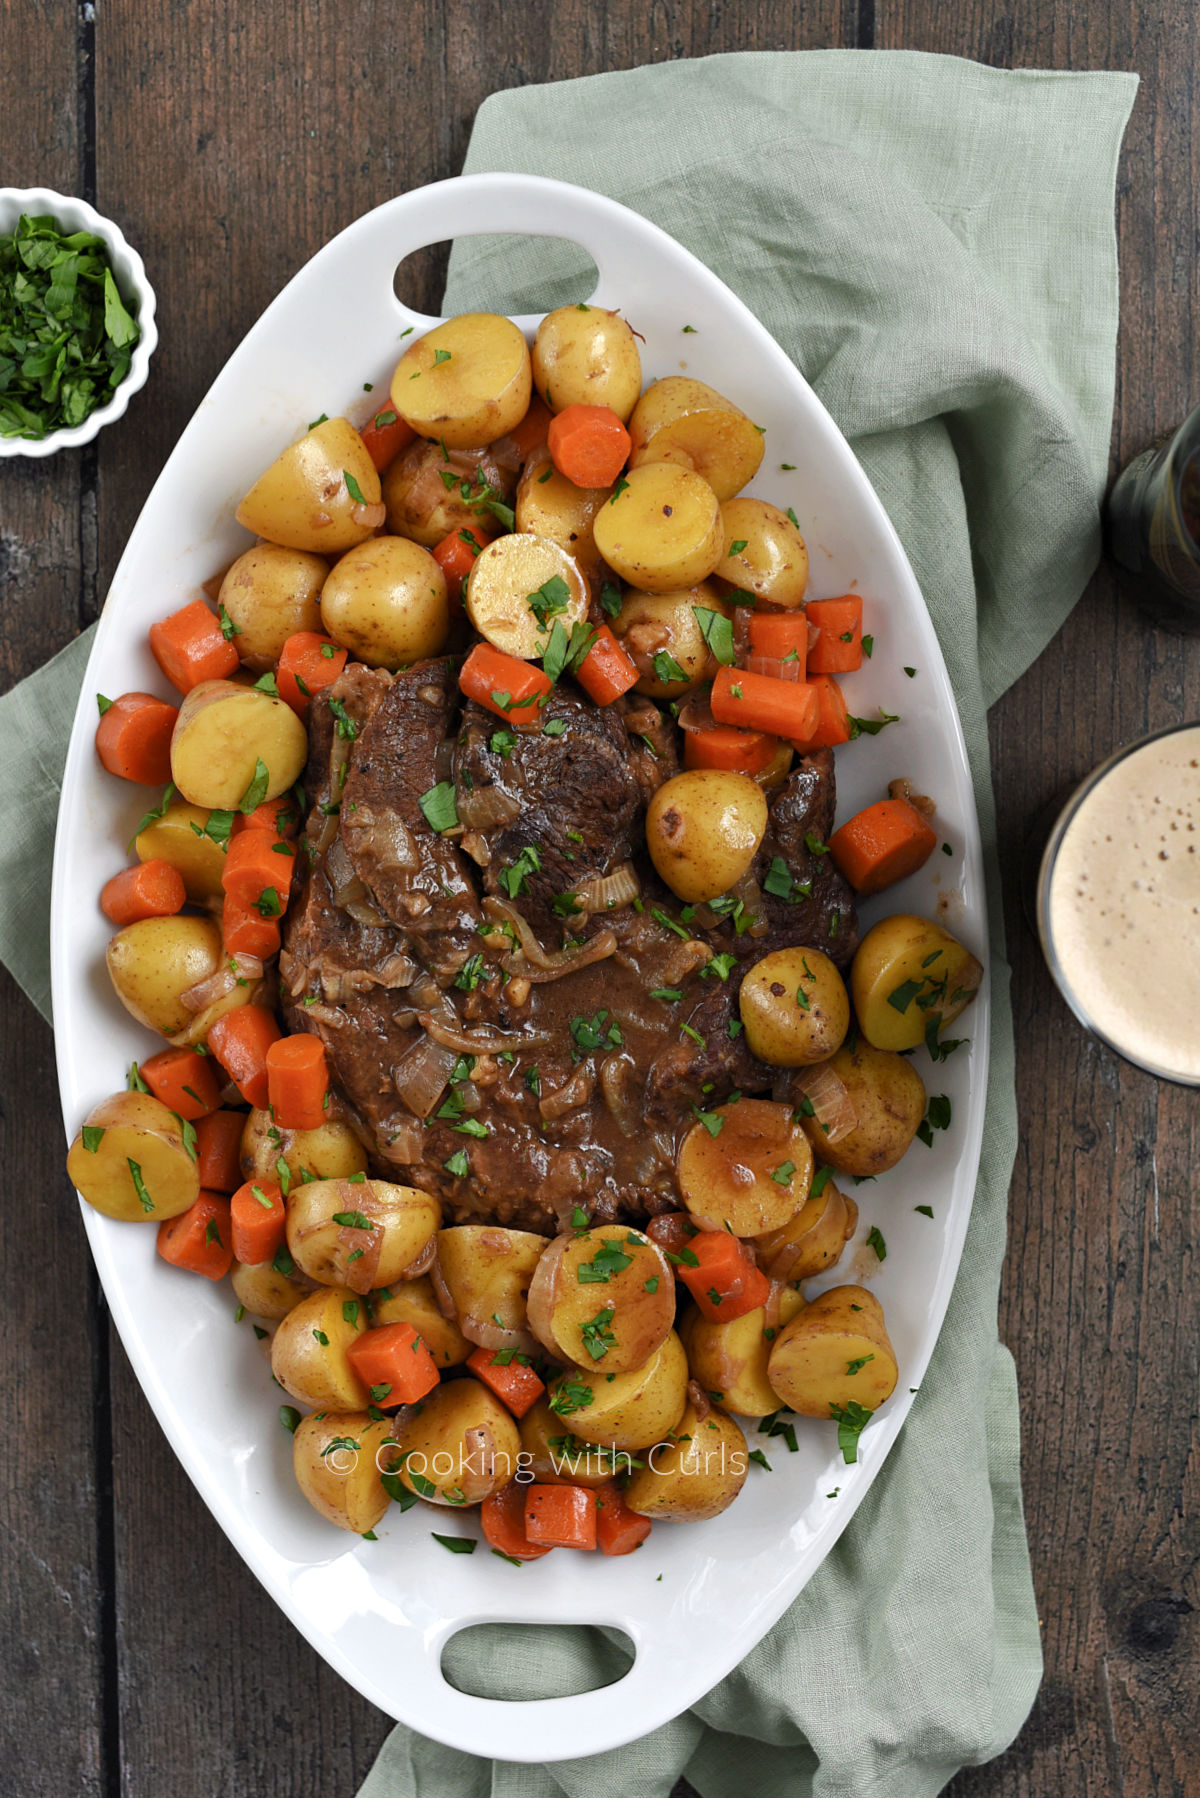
[{"left": 0, "top": 44, "right": 1135, "bottom": 1798}]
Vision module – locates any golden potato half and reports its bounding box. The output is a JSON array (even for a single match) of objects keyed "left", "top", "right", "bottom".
[{"left": 392, "top": 312, "right": 532, "bottom": 449}]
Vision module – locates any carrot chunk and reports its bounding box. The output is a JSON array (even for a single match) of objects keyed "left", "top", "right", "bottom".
[
  {"left": 221, "top": 828, "right": 296, "bottom": 915},
  {"left": 745, "top": 611, "right": 807, "bottom": 681},
  {"left": 710, "top": 665, "right": 819, "bottom": 742},
  {"left": 266, "top": 1035, "right": 329, "bottom": 1130},
  {"left": 523, "top": 1483, "right": 598, "bottom": 1550},
  {"left": 95, "top": 691, "right": 179, "bottom": 785},
  {"left": 432, "top": 524, "right": 493, "bottom": 609},
  {"left": 194, "top": 1109, "right": 245, "bottom": 1193},
  {"left": 277, "top": 632, "right": 349, "bottom": 717},
  {"left": 139, "top": 1045, "right": 222, "bottom": 1120},
  {"left": 595, "top": 1480, "right": 652, "bottom": 1557},
  {"left": 221, "top": 895, "right": 282, "bottom": 961},
  {"left": 466, "top": 1345, "right": 546, "bottom": 1419},
  {"left": 148, "top": 599, "right": 240, "bottom": 694},
  {"left": 683, "top": 723, "right": 780, "bottom": 776},
  {"left": 229, "top": 1178, "right": 287, "bottom": 1266},
  {"left": 156, "top": 1193, "right": 234, "bottom": 1281},
  {"left": 207, "top": 1006, "right": 282, "bottom": 1110},
  {"left": 676, "top": 1231, "right": 771, "bottom": 1323},
  {"left": 481, "top": 1481, "right": 553, "bottom": 1561},
  {"left": 575, "top": 625, "right": 639, "bottom": 705},
  {"left": 458, "top": 642, "right": 553, "bottom": 727},
  {"left": 547, "top": 404, "right": 632, "bottom": 489},
  {"left": 345, "top": 1323, "right": 441, "bottom": 1406},
  {"left": 828, "top": 798, "right": 937, "bottom": 896},
  {"left": 231, "top": 794, "right": 301, "bottom": 838},
  {"left": 805, "top": 596, "right": 863, "bottom": 673},
  {"left": 360, "top": 404, "right": 416, "bottom": 472},
  {"left": 100, "top": 859, "right": 186, "bottom": 927},
  {"left": 790, "top": 674, "right": 852, "bottom": 752},
  {"left": 506, "top": 396, "right": 553, "bottom": 463}
]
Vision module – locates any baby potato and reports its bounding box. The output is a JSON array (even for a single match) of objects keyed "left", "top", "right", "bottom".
[
  {"left": 532, "top": 304, "right": 643, "bottom": 422},
  {"left": 627, "top": 376, "right": 764, "bottom": 502},
  {"left": 434, "top": 1226, "right": 547, "bottom": 1351},
  {"left": 106, "top": 914, "right": 223, "bottom": 1037},
  {"left": 645, "top": 769, "right": 768, "bottom": 904},
  {"left": 680, "top": 1286, "right": 805, "bottom": 1417},
  {"left": 739, "top": 947, "right": 850, "bottom": 1066},
  {"left": 755, "top": 1179, "right": 858, "bottom": 1283},
  {"left": 270, "top": 1284, "right": 368, "bottom": 1409},
  {"left": 231, "top": 1257, "right": 313, "bottom": 1320},
  {"left": 319, "top": 535, "right": 449, "bottom": 668},
  {"left": 170, "top": 679, "right": 308, "bottom": 811},
  {"left": 392, "top": 312, "right": 532, "bottom": 449},
  {"left": 371, "top": 1275, "right": 472, "bottom": 1369},
  {"left": 799, "top": 1040, "right": 926, "bottom": 1177},
  {"left": 66, "top": 1090, "right": 200, "bottom": 1223},
  {"left": 851, "top": 914, "right": 984, "bottom": 1053},
  {"left": 514, "top": 457, "right": 611, "bottom": 586},
  {"left": 464, "top": 532, "right": 589, "bottom": 660},
  {"left": 382, "top": 439, "right": 510, "bottom": 547},
  {"left": 135, "top": 799, "right": 228, "bottom": 902},
  {"left": 593, "top": 463, "right": 723, "bottom": 592},
  {"left": 292, "top": 1411, "right": 392, "bottom": 1535},
  {"left": 551, "top": 1328, "right": 689, "bottom": 1452},
  {"left": 286, "top": 1177, "right": 440, "bottom": 1296},
  {"left": 240, "top": 1108, "right": 368, "bottom": 1187},
  {"left": 526, "top": 1229, "right": 675, "bottom": 1374},
  {"left": 677, "top": 1097, "right": 814, "bottom": 1237},
  {"left": 610, "top": 582, "right": 727, "bottom": 699},
  {"left": 390, "top": 1378, "right": 522, "bottom": 1506},
  {"left": 767, "top": 1284, "right": 898, "bottom": 1418},
  {"left": 623, "top": 1402, "right": 748, "bottom": 1522},
  {"left": 217, "top": 545, "right": 327, "bottom": 671},
  {"left": 236, "top": 417, "right": 381, "bottom": 554},
  {"left": 711, "top": 498, "right": 809, "bottom": 608},
  {"left": 518, "top": 1398, "right": 626, "bottom": 1488}
]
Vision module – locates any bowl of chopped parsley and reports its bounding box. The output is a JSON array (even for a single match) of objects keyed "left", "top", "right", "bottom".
[{"left": 0, "top": 187, "right": 157, "bottom": 457}]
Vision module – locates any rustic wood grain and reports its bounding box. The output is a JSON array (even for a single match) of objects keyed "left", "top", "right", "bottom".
[{"left": 3, "top": 2, "right": 1198, "bottom": 1794}]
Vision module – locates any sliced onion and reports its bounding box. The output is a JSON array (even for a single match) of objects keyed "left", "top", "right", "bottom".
[
  {"left": 343, "top": 804, "right": 418, "bottom": 872},
  {"left": 502, "top": 930, "right": 617, "bottom": 985},
  {"left": 299, "top": 1001, "right": 345, "bottom": 1028},
  {"left": 572, "top": 862, "right": 640, "bottom": 914},
  {"left": 539, "top": 1061, "right": 596, "bottom": 1123},
  {"left": 396, "top": 1234, "right": 438, "bottom": 1281},
  {"left": 458, "top": 783, "right": 521, "bottom": 832},
  {"left": 392, "top": 1034, "right": 459, "bottom": 1118},
  {"left": 375, "top": 1114, "right": 424, "bottom": 1164},
  {"left": 663, "top": 937, "right": 713, "bottom": 985},
  {"left": 687, "top": 1380, "right": 712, "bottom": 1422},
  {"left": 181, "top": 953, "right": 264, "bottom": 1013},
  {"left": 420, "top": 1013, "right": 552, "bottom": 1055},
  {"left": 791, "top": 1062, "right": 858, "bottom": 1144},
  {"left": 339, "top": 1219, "right": 383, "bottom": 1294},
  {"left": 350, "top": 500, "right": 386, "bottom": 529},
  {"left": 599, "top": 1054, "right": 640, "bottom": 1137},
  {"left": 730, "top": 869, "right": 769, "bottom": 938},
  {"left": 646, "top": 1212, "right": 698, "bottom": 1258},
  {"left": 676, "top": 690, "right": 718, "bottom": 734},
  {"left": 429, "top": 1257, "right": 458, "bottom": 1319},
  {"left": 745, "top": 653, "right": 801, "bottom": 683},
  {"left": 461, "top": 1313, "right": 539, "bottom": 1356}
]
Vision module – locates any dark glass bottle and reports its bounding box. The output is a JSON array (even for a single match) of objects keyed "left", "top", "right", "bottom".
[{"left": 1105, "top": 405, "right": 1200, "bottom": 633}]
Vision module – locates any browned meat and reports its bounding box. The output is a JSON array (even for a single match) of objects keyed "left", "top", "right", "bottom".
[{"left": 752, "top": 750, "right": 860, "bottom": 966}]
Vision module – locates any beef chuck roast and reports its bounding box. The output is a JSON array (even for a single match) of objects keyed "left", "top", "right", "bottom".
[{"left": 282, "top": 663, "right": 859, "bottom": 1233}]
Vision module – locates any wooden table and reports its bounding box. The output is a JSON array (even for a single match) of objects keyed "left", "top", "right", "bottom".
[{"left": 3, "top": 6, "right": 1197, "bottom": 1794}]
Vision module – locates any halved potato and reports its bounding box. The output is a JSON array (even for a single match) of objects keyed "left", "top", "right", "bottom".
[
  {"left": 464, "top": 531, "right": 589, "bottom": 660},
  {"left": 592, "top": 463, "right": 723, "bottom": 592},
  {"left": 518, "top": 1397, "right": 626, "bottom": 1488},
  {"left": 285, "top": 1177, "right": 440, "bottom": 1295},
  {"left": 217, "top": 545, "right": 327, "bottom": 670},
  {"left": 677, "top": 1097, "right": 814, "bottom": 1236},
  {"left": 106, "top": 914, "right": 224, "bottom": 1037},
  {"left": 609, "top": 582, "right": 727, "bottom": 699},
  {"left": 850, "top": 914, "right": 983, "bottom": 1053},
  {"left": 240, "top": 1108, "right": 368, "bottom": 1187},
  {"left": 270, "top": 1283, "right": 369, "bottom": 1410},
  {"left": 66, "top": 1090, "right": 200, "bottom": 1223},
  {"left": 514, "top": 457, "right": 611, "bottom": 586},
  {"left": 710, "top": 497, "right": 808, "bottom": 607},
  {"left": 392, "top": 313, "right": 532, "bottom": 449},
  {"left": 231, "top": 1257, "right": 313, "bottom": 1320},
  {"left": 532, "top": 305, "right": 643, "bottom": 421},
  {"left": 292, "top": 1411, "right": 392, "bottom": 1534},
  {"left": 622, "top": 1402, "right": 748, "bottom": 1521},
  {"left": 549, "top": 1327, "right": 689, "bottom": 1451},
  {"left": 526, "top": 1228, "right": 675, "bottom": 1373},
  {"left": 767, "top": 1284, "right": 898, "bottom": 1417},
  {"left": 170, "top": 679, "right": 308, "bottom": 811},
  {"left": 382, "top": 439, "right": 511, "bottom": 547},
  {"left": 680, "top": 1285, "right": 805, "bottom": 1417},
  {"left": 390, "top": 1378, "right": 522, "bottom": 1506},
  {"left": 371, "top": 1275, "right": 472, "bottom": 1368},
  {"left": 627, "top": 376, "right": 764, "bottom": 501},
  {"left": 319, "top": 535, "right": 449, "bottom": 668},
  {"left": 135, "top": 799, "right": 229, "bottom": 902},
  {"left": 236, "top": 417, "right": 381, "bottom": 554},
  {"left": 798, "top": 1040, "right": 926, "bottom": 1177},
  {"left": 754, "top": 1179, "right": 858, "bottom": 1283},
  {"left": 434, "top": 1226, "right": 547, "bottom": 1352}
]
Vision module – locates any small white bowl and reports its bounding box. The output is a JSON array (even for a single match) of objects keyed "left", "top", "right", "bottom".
[{"left": 0, "top": 187, "right": 158, "bottom": 458}]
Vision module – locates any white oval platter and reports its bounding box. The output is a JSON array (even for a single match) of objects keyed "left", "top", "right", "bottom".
[{"left": 51, "top": 173, "right": 989, "bottom": 1762}]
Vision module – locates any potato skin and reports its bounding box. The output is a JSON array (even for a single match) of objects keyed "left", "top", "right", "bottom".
[
  {"left": 319, "top": 536, "right": 449, "bottom": 668},
  {"left": 217, "top": 545, "right": 327, "bottom": 670},
  {"left": 610, "top": 582, "right": 727, "bottom": 699},
  {"left": 518, "top": 1397, "right": 625, "bottom": 1488},
  {"left": 680, "top": 1287, "right": 805, "bottom": 1417},
  {"left": 767, "top": 1284, "right": 898, "bottom": 1417},
  {"left": 170, "top": 679, "right": 308, "bottom": 810},
  {"left": 592, "top": 463, "right": 723, "bottom": 592},
  {"left": 677, "top": 1097, "right": 814, "bottom": 1237},
  {"left": 525, "top": 1228, "right": 675, "bottom": 1373},
  {"left": 231, "top": 1257, "right": 313, "bottom": 1320},
  {"left": 532, "top": 305, "right": 643, "bottom": 421},
  {"left": 285, "top": 1177, "right": 440, "bottom": 1295},
  {"left": 236, "top": 417, "right": 381, "bottom": 554},
  {"left": 623, "top": 1402, "right": 748, "bottom": 1521},
  {"left": 645, "top": 770, "right": 768, "bottom": 904},
  {"left": 390, "top": 1378, "right": 522, "bottom": 1506},
  {"left": 392, "top": 313, "right": 531, "bottom": 449},
  {"left": 464, "top": 531, "right": 589, "bottom": 660},
  {"left": 514, "top": 457, "right": 611, "bottom": 587},
  {"left": 547, "top": 1328, "right": 689, "bottom": 1451},
  {"left": 292, "top": 1411, "right": 392, "bottom": 1534},
  {"left": 239, "top": 1108, "right": 368, "bottom": 1187},
  {"left": 627, "top": 376, "right": 764, "bottom": 502},
  {"left": 851, "top": 914, "right": 983, "bottom": 1053},
  {"left": 382, "top": 439, "right": 510, "bottom": 547},
  {"left": 66, "top": 1090, "right": 200, "bottom": 1222},
  {"left": 711, "top": 497, "right": 808, "bottom": 607},
  {"left": 106, "top": 914, "right": 224, "bottom": 1037},
  {"left": 135, "top": 799, "right": 229, "bottom": 902},
  {"left": 270, "top": 1284, "right": 368, "bottom": 1409},
  {"left": 739, "top": 947, "right": 850, "bottom": 1067},
  {"left": 755, "top": 1180, "right": 858, "bottom": 1283},
  {"left": 799, "top": 1041, "right": 926, "bottom": 1177},
  {"left": 434, "top": 1226, "right": 547, "bottom": 1351},
  {"left": 371, "top": 1275, "right": 472, "bottom": 1369}
]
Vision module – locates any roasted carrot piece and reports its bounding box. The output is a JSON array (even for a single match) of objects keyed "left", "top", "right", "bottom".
[
  {"left": 506, "top": 396, "right": 553, "bottom": 463},
  {"left": 276, "top": 631, "right": 349, "bottom": 717},
  {"left": 466, "top": 1345, "right": 546, "bottom": 1419},
  {"left": 221, "top": 895, "right": 282, "bottom": 961},
  {"left": 229, "top": 1178, "right": 287, "bottom": 1266},
  {"left": 431, "top": 524, "right": 493, "bottom": 608},
  {"left": 148, "top": 599, "right": 241, "bottom": 694},
  {"left": 745, "top": 611, "right": 807, "bottom": 681},
  {"left": 828, "top": 798, "right": 937, "bottom": 896},
  {"left": 139, "top": 1045, "right": 223, "bottom": 1120},
  {"left": 575, "top": 625, "right": 639, "bottom": 705},
  {"left": 265, "top": 1034, "right": 329, "bottom": 1130},
  {"left": 683, "top": 723, "right": 780, "bottom": 776},
  {"left": 360, "top": 404, "right": 417, "bottom": 472},
  {"left": 790, "top": 674, "right": 852, "bottom": 751},
  {"left": 524, "top": 1483, "right": 598, "bottom": 1550},
  {"left": 194, "top": 1108, "right": 245, "bottom": 1193},
  {"left": 677, "top": 1231, "right": 771, "bottom": 1323},
  {"left": 805, "top": 596, "right": 863, "bottom": 674},
  {"left": 95, "top": 691, "right": 179, "bottom": 785},
  {"left": 345, "top": 1323, "right": 441, "bottom": 1406},
  {"left": 221, "top": 828, "right": 296, "bottom": 914},
  {"left": 547, "top": 404, "right": 631, "bottom": 489},
  {"left": 458, "top": 642, "right": 553, "bottom": 727},
  {"left": 156, "top": 1193, "right": 234, "bottom": 1281},
  {"left": 207, "top": 1007, "right": 282, "bottom": 1110},
  {"left": 595, "top": 1480, "right": 652, "bottom": 1557},
  {"left": 481, "top": 1480, "right": 553, "bottom": 1561},
  {"left": 710, "top": 665, "right": 819, "bottom": 742},
  {"left": 231, "top": 794, "right": 301, "bottom": 838},
  {"left": 100, "top": 859, "right": 187, "bottom": 926}
]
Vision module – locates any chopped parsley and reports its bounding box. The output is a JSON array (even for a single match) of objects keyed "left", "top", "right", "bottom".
[
  {"left": 692, "top": 606, "right": 735, "bottom": 665},
  {"left": 652, "top": 650, "right": 687, "bottom": 685},
  {"left": 579, "top": 1307, "right": 617, "bottom": 1361},
  {"left": 526, "top": 574, "right": 572, "bottom": 627},
  {"left": 829, "top": 1399, "right": 873, "bottom": 1464},
  {"left": 866, "top": 1225, "right": 887, "bottom": 1261},
  {"left": 418, "top": 781, "right": 459, "bottom": 833},
  {"left": 577, "top": 1240, "right": 633, "bottom": 1283},
  {"left": 497, "top": 844, "right": 542, "bottom": 899},
  {"left": 570, "top": 1010, "right": 623, "bottom": 1055}
]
